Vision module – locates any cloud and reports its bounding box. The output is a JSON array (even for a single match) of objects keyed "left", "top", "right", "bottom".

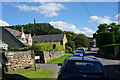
[
  {"left": 82, "top": 27, "right": 95, "bottom": 37},
  {"left": 16, "top": 3, "right": 66, "bottom": 17},
  {"left": 49, "top": 21, "right": 82, "bottom": 34},
  {"left": 90, "top": 16, "right": 99, "bottom": 21},
  {"left": 49, "top": 21, "right": 95, "bottom": 37},
  {"left": 115, "top": 13, "right": 120, "bottom": 20},
  {"left": 0, "top": 20, "right": 9, "bottom": 26},
  {"left": 90, "top": 16, "right": 112, "bottom": 24}
]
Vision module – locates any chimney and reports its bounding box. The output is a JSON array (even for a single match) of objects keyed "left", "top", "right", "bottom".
[{"left": 34, "top": 19, "right": 36, "bottom": 24}]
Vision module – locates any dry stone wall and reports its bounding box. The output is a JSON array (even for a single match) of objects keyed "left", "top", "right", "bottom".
[
  {"left": 36, "top": 51, "right": 65, "bottom": 63},
  {"left": 99, "top": 45, "right": 120, "bottom": 59},
  {"left": 2, "top": 50, "right": 33, "bottom": 72}
]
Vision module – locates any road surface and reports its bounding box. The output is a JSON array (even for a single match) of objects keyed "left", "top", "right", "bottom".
[{"left": 37, "top": 51, "right": 120, "bottom": 80}]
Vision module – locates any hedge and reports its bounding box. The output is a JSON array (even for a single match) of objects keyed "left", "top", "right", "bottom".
[
  {"left": 8, "top": 47, "right": 30, "bottom": 51},
  {"left": 96, "top": 32, "right": 115, "bottom": 47},
  {"left": 31, "top": 42, "right": 65, "bottom": 51},
  {"left": 101, "top": 43, "right": 120, "bottom": 55}
]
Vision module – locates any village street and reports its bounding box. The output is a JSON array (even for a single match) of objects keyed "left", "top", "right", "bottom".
[{"left": 37, "top": 51, "right": 120, "bottom": 80}]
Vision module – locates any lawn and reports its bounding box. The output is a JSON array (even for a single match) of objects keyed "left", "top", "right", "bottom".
[
  {"left": 47, "top": 53, "right": 73, "bottom": 64},
  {"left": 2, "top": 67, "right": 54, "bottom": 80}
]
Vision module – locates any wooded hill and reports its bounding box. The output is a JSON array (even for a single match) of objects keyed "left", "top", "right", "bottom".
[
  {"left": 5, "top": 23, "right": 91, "bottom": 50},
  {"left": 5, "top": 23, "right": 63, "bottom": 36}
]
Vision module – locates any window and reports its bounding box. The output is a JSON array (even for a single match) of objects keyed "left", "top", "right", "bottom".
[{"left": 65, "top": 60, "right": 103, "bottom": 74}]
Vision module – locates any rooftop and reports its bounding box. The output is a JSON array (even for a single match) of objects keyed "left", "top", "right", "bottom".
[
  {"left": 32, "top": 34, "right": 65, "bottom": 42},
  {"left": 66, "top": 56, "right": 100, "bottom": 62}
]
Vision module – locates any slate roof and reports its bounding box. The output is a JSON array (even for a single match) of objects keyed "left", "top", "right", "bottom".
[
  {"left": 32, "top": 34, "right": 65, "bottom": 42},
  {"left": 0, "top": 40, "right": 6, "bottom": 44},
  {"left": 5, "top": 28, "right": 30, "bottom": 39},
  {"left": 2, "top": 27, "right": 25, "bottom": 48}
]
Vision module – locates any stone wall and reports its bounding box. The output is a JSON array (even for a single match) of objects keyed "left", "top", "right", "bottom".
[
  {"left": 36, "top": 51, "right": 65, "bottom": 63},
  {"left": 2, "top": 50, "right": 33, "bottom": 72},
  {"left": 99, "top": 45, "right": 120, "bottom": 59}
]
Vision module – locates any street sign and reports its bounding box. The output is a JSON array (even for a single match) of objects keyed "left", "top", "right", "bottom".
[{"left": 35, "top": 56, "right": 40, "bottom": 59}]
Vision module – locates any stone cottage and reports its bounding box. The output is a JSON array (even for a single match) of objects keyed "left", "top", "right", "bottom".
[
  {"left": 32, "top": 34, "right": 67, "bottom": 46},
  {"left": 2, "top": 27, "right": 32, "bottom": 48}
]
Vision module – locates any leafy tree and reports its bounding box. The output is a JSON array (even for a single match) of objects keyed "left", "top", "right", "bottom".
[
  {"left": 74, "top": 34, "right": 90, "bottom": 48},
  {"left": 97, "top": 23, "right": 109, "bottom": 33},
  {"left": 5, "top": 23, "right": 63, "bottom": 36},
  {"left": 66, "top": 40, "right": 75, "bottom": 50},
  {"left": 64, "top": 31, "right": 76, "bottom": 50},
  {"left": 94, "top": 22, "right": 120, "bottom": 47},
  {"left": 64, "top": 31, "right": 76, "bottom": 41}
]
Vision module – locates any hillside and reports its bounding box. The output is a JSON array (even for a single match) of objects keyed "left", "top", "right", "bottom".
[{"left": 5, "top": 23, "right": 63, "bottom": 36}]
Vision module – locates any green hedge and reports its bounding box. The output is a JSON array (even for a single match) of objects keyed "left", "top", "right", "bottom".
[
  {"left": 8, "top": 47, "right": 30, "bottom": 51},
  {"left": 65, "top": 46, "right": 72, "bottom": 53},
  {"left": 96, "top": 32, "right": 115, "bottom": 47},
  {"left": 31, "top": 42, "right": 65, "bottom": 51},
  {"left": 101, "top": 43, "right": 120, "bottom": 55}
]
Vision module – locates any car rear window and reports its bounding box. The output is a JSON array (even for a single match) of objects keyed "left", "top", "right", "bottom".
[{"left": 65, "top": 60, "right": 104, "bottom": 74}]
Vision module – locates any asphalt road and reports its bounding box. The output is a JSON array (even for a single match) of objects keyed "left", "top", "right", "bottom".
[
  {"left": 85, "top": 51, "right": 120, "bottom": 80},
  {"left": 37, "top": 51, "right": 120, "bottom": 80}
]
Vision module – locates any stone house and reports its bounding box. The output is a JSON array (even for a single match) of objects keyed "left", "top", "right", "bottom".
[
  {"left": 32, "top": 34, "right": 67, "bottom": 46},
  {"left": 0, "top": 40, "right": 8, "bottom": 50},
  {"left": 1, "top": 27, "right": 32, "bottom": 48}
]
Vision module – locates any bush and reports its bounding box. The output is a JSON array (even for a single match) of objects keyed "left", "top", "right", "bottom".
[
  {"left": 101, "top": 43, "right": 120, "bottom": 56},
  {"left": 96, "top": 32, "right": 115, "bottom": 47},
  {"left": 65, "top": 46, "right": 72, "bottom": 53},
  {"left": 8, "top": 47, "right": 30, "bottom": 51},
  {"left": 31, "top": 42, "right": 65, "bottom": 51},
  {"left": 101, "top": 45, "right": 114, "bottom": 55}
]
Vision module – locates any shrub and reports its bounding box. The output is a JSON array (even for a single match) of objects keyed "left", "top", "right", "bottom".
[
  {"left": 101, "top": 43, "right": 120, "bottom": 56},
  {"left": 31, "top": 42, "right": 65, "bottom": 51},
  {"left": 96, "top": 32, "right": 115, "bottom": 47},
  {"left": 65, "top": 46, "right": 72, "bottom": 53},
  {"left": 101, "top": 45, "right": 114, "bottom": 55},
  {"left": 8, "top": 47, "right": 30, "bottom": 51}
]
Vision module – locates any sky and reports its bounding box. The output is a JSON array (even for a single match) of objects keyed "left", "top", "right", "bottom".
[{"left": 1, "top": 0, "right": 120, "bottom": 37}]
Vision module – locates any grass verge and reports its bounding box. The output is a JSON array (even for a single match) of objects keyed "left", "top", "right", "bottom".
[
  {"left": 2, "top": 67, "right": 54, "bottom": 80},
  {"left": 47, "top": 53, "right": 73, "bottom": 64}
]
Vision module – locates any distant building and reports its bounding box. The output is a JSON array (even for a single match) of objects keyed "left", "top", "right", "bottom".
[
  {"left": 32, "top": 34, "right": 67, "bottom": 46},
  {"left": 89, "top": 37, "right": 96, "bottom": 47}
]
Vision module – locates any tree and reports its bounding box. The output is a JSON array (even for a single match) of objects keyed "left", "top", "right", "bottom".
[
  {"left": 94, "top": 22, "right": 120, "bottom": 47},
  {"left": 74, "top": 34, "right": 90, "bottom": 48},
  {"left": 5, "top": 23, "right": 63, "bottom": 36},
  {"left": 97, "top": 23, "right": 109, "bottom": 33},
  {"left": 64, "top": 31, "right": 76, "bottom": 50},
  {"left": 64, "top": 31, "right": 76, "bottom": 41}
]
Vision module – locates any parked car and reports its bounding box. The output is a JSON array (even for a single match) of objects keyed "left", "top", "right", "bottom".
[
  {"left": 57, "top": 56, "right": 108, "bottom": 80},
  {"left": 76, "top": 48, "right": 85, "bottom": 53},
  {"left": 74, "top": 48, "right": 85, "bottom": 56},
  {"left": 73, "top": 50, "right": 84, "bottom": 56}
]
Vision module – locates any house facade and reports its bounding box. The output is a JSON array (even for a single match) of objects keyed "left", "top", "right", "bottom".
[
  {"left": 1, "top": 27, "right": 32, "bottom": 48},
  {"left": 5, "top": 27, "right": 32, "bottom": 46},
  {"left": 32, "top": 34, "right": 67, "bottom": 46},
  {"left": 0, "top": 40, "right": 8, "bottom": 50}
]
